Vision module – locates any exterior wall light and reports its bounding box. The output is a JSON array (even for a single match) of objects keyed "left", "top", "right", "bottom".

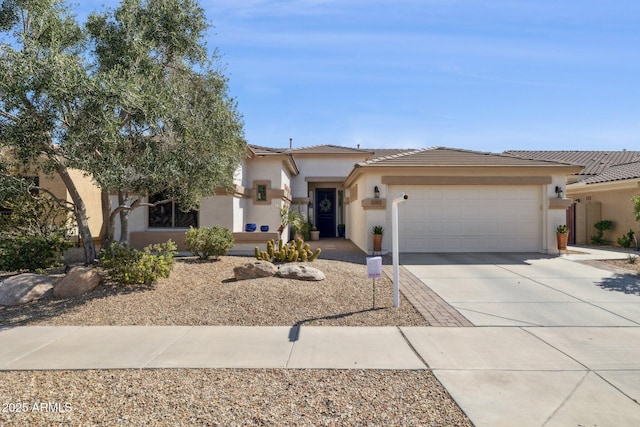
[{"left": 374, "top": 186, "right": 380, "bottom": 198}]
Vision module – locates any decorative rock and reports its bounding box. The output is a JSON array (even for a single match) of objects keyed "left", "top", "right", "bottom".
[
  {"left": 0, "top": 274, "right": 56, "bottom": 306},
  {"left": 233, "top": 261, "right": 277, "bottom": 281},
  {"left": 276, "top": 265, "right": 326, "bottom": 281},
  {"left": 53, "top": 266, "right": 102, "bottom": 298}
]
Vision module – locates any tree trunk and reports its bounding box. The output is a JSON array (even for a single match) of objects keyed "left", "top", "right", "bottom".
[
  {"left": 55, "top": 163, "right": 96, "bottom": 264},
  {"left": 101, "top": 189, "right": 114, "bottom": 250},
  {"left": 118, "top": 191, "right": 130, "bottom": 244}
]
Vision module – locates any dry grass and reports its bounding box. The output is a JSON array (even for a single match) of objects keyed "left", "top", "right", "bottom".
[{"left": 0, "top": 256, "right": 428, "bottom": 327}]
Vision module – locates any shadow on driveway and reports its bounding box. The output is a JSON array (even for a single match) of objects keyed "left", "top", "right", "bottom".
[
  {"left": 597, "top": 273, "right": 640, "bottom": 296},
  {"left": 399, "top": 252, "right": 556, "bottom": 266}
]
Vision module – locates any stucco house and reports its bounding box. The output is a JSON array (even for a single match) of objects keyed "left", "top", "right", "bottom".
[
  {"left": 506, "top": 151, "right": 640, "bottom": 245},
  {"left": 120, "top": 144, "right": 583, "bottom": 255}
]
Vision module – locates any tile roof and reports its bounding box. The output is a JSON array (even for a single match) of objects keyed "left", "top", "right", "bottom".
[
  {"left": 580, "top": 161, "right": 640, "bottom": 184},
  {"left": 358, "top": 147, "right": 576, "bottom": 167},
  {"left": 504, "top": 150, "right": 640, "bottom": 175},
  {"left": 504, "top": 150, "right": 640, "bottom": 184},
  {"left": 249, "top": 144, "right": 289, "bottom": 155},
  {"left": 291, "top": 144, "right": 373, "bottom": 154}
]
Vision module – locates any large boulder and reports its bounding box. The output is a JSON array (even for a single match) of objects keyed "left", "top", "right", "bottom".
[
  {"left": 53, "top": 266, "right": 101, "bottom": 298},
  {"left": 233, "top": 261, "right": 277, "bottom": 281},
  {"left": 0, "top": 273, "right": 56, "bottom": 306},
  {"left": 276, "top": 264, "right": 325, "bottom": 281}
]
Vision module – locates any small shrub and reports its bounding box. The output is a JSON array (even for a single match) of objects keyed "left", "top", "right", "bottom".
[
  {"left": 0, "top": 190, "right": 75, "bottom": 272},
  {"left": 556, "top": 225, "right": 569, "bottom": 234},
  {"left": 617, "top": 229, "right": 635, "bottom": 248},
  {"left": 100, "top": 240, "right": 177, "bottom": 285},
  {"left": 0, "top": 235, "right": 73, "bottom": 272},
  {"left": 590, "top": 220, "right": 613, "bottom": 245},
  {"left": 185, "top": 226, "right": 234, "bottom": 260},
  {"left": 628, "top": 255, "right": 638, "bottom": 265}
]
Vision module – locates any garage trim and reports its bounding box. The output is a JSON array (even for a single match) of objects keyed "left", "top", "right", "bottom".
[{"left": 382, "top": 176, "right": 552, "bottom": 185}]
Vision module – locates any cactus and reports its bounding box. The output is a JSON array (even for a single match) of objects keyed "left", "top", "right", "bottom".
[
  {"left": 310, "top": 248, "right": 322, "bottom": 261},
  {"left": 254, "top": 239, "right": 322, "bottom": 263}
]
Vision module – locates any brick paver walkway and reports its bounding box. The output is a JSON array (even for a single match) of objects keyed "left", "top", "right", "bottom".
[{"left": 383, "top": 265, "right": 473, "bottom": 327}]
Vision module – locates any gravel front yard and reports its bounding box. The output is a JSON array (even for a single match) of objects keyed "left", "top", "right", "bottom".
[
  {"left": 0, "top": 256, "right": 427, "bottom": 327},
  {"left": 0, "top": 369, "right": 473, "bottom": 426},
  {"left": 0, "top": 256, "right": 476, "bottom": 426}
]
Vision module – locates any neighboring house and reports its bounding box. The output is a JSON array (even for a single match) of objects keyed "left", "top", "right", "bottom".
[
  {"left": 0, "top": 153, "right": 103, "bottom": 243},
  {"left": 505, "top": 151, "right": 640, "bottom": 245},
  {"left": 121, "top": 144, "right": 581, "bottom": 255}
]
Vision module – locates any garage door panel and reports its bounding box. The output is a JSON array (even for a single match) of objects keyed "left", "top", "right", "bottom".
[{"left": 393, "top": 185, "right": 541, "bottom": 252}]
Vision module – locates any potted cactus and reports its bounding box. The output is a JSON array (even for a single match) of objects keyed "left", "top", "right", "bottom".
[{"left": 556, "top": 224, "right": 569, "bottom": 250}]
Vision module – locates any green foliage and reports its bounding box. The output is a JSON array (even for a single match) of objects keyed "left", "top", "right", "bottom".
[
  {"left": 0, "top": 187, "right": 75, "bottom": 272},
  {"left": 590, "top": 220, "right": 613, "bottom": 245},
  {"left": 0, "top": 0, "right": 246, "bottom": 264},
  {"left": 556, "top": 224, "right": 569, "bottom": 234},
  {"left": 628, "top": 255, "right": 638, "bottom": 265},
  {"left": 254, "top": 238, "right": 321, "bottom": 263},
  {"left": 300, "top": 222, "right": 312, "bottom": 241},
  {"left": 617, "top": 229, "right": 635, "bottom": 248},
  {"left": 185, "top": 226, "right": 234, "bottom": 260},
  {"left": 372, "top": 225, "right": 384, "bottom": 235},
  {"left": 279, "top": 205, "right": 306, "bottom": 236},
  {"left": 0, "top": 235, "right": 73, "bottom": 272},
  {"left": 633, "top": 195, "right": 640, "bottom": 222},
  {"left": 100, "top": 240, "right": 177, "bottom": 285}
]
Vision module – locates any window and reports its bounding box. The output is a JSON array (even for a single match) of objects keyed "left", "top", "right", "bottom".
[
  {"left": 253, "top": 181, "right": 271, "bottom": 204},
  {"left": 256, "top": 184, "right": 267, "bottom": 202},
  {"left": 148, "top": 193, "right": 198, "bottom": 228}
]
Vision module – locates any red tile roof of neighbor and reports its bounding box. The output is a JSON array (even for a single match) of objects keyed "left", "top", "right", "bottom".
[{"left": 504, "top": 150, "right": 640, "bottom": 184}]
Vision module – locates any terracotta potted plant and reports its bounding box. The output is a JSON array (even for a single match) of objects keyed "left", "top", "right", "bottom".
[
  {"left": 556, "top": 224, "right": 569, "bottom": 250},
  {"left": 372, "top": 225, "right": 384, "bottom": 252}
]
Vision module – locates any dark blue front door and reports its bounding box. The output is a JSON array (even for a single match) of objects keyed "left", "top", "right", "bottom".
[{"left": 316, "top": 188, "right": 336, "bottom": 238}]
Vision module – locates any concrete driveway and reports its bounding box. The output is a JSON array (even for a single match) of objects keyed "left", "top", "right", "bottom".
[
  {"left": 401, "top": 248, "right": 640, "bottom": 427},
  {"left": 402, "top": 250, "right": 640, "bottom": 327}
]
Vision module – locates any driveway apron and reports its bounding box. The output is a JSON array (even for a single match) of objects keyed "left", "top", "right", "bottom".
[{"left": 402, "top": 250, "right": 640, "bottom": 427}]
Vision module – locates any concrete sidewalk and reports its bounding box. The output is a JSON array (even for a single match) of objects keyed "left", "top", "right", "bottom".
[{"left": 1, "top": 325, "right": 639, "bottom": 426}]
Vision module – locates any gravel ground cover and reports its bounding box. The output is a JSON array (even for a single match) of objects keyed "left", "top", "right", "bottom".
[
  {"left": 0, "top": 256, "right": 427, "bottom": 327},
  {"left": 0, "top": 369, "right": 472, "bottom": 426},
  {"left": 604, "top": 257, "right": 640, "bottom": 274},
  {"left": 0, "top": 257, "right": 461, "bottom": 425}
]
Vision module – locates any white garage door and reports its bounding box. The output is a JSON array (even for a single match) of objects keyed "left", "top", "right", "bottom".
[{"left": 392, "top": 185, "right": 542, "bottom": 252}]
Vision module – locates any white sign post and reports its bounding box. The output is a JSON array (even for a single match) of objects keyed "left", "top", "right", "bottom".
[
  {"left": 366, "top": 256, "right": 382, "bottom": 308},
  {"left": 391, "top": 193, "right": 408, "bottom": 308}
]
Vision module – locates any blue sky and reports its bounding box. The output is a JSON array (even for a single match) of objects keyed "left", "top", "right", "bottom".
[{"left": 78, "top": 1, "right": 640, "bottom": 152}]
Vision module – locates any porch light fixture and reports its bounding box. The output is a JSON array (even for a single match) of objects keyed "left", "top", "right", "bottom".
[
  {"left": 555, "top": 186, "right": 564, "bottom": 198},
  {"left": 374, "top": 186, "right": 380, "bottom": 198}
]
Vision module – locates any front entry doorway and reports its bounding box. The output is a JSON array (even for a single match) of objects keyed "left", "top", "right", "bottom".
[{"left": 315, "top": 188, "right": 336, "bottom": 238}]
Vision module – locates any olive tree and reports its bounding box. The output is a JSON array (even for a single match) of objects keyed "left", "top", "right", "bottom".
[
  {"left": 70, "top": 0, "right": 246, "bottom": 247},
  {"left": 0, "top": 0, "right": 98, "bottom": 263},
  {"left": 1, "top": 0, "right": 246, "bottom": 259}
]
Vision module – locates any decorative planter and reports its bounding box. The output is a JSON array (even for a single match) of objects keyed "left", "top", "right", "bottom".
[
  {"left": 557, "top": 232, "right": 568, "bottom": 250},
  {"left": 372, "top": 234, "right": 383, "bottom": 252},
  {"left": 337, "top": 224, "right": 345, "bottom": 238},
  {"left": 245, "top": 223, "right": 257, "bottom": 232},
  {"left": 260, "top": 225, "right": 269, "bottom": 232},
  {"left": 310, "top": 230, "right": 320, "bottom": 241}
]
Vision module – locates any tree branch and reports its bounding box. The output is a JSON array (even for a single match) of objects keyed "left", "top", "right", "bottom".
[
  {"left": 0, "top": 109, "right": 20, "bottom": 122},
  {"left": 109, "top": 197, "right": 173, "bottom": 221}
]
